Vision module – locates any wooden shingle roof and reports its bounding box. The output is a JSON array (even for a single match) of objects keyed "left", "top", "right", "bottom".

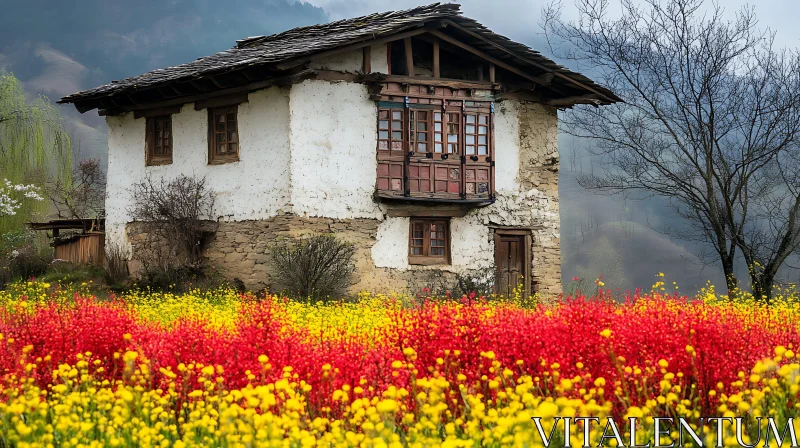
[{"left": 59, "top": 3, "right": 620, "bottom": 112}]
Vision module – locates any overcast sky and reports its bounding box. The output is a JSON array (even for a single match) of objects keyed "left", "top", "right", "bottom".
[{"left": 307, "top": 0, "right": 800, "bottom": 52}]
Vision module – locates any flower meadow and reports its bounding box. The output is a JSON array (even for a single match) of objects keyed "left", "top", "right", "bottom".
[{"left": 1, "top": 282, "right": 800, "bottom": 446}]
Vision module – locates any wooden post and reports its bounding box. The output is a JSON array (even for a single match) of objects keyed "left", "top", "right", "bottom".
[
  {"left": 362, "top": 46, "right": 371, "bottom": 73},
  {"left": 478, "top": 64, "right": 484, "bottom": 81},
  {"left": 489, "top": 63, "right": 496, "bottom": 83},
  {"left": 387, "top": 42, "right": 392, "bottom": 75},
  {"left": 404, "top": 37, "right": 415, "bottom": 77},
  {"left": 433, "top": 39, "right": 440, "bottom": 78}
]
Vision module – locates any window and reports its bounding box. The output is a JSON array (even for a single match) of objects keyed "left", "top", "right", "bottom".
[
  {"left": 376, "top": 94, "right": 493, "bottom": 200},
  {"left": 409, "top": 219, "right": 449, "bottom": 265},
  {"left": 145, "top": 115, "right": 173, "bottom": 165},
  {"left": 208, "top": 105, "right": 239, "bottom": 164}
]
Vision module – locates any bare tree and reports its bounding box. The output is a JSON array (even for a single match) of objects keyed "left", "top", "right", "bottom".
[
  {"left": 543, "top": 0, "right": 800, "bottom": 301},
  {"left": 44, "top": 158, "right": 106, "bottom": 219},
  {"left": 128, "top": 174, "right": 215, "bottom": 267}
]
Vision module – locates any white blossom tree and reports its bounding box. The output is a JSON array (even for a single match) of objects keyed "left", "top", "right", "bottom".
[{"left": 0, "top": 179, "right": 43, "bottom": 218}]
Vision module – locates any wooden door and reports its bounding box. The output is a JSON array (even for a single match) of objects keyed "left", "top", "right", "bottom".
[{"left": 494, "top": 232, "right": 529, "bottom": 298}]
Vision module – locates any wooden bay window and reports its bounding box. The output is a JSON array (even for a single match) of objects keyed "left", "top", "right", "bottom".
[
  {"left": 208, "top": 105, "right": 239, "bottom": 164},
  {"left": 376, "top": 91, "right": 494, "bottom": 202},
  {"left": 409, "top": 218, "right": 449, "bottom": 265},
  {"left": 145, "top": 115, "right": 173, "bottom": 166}
]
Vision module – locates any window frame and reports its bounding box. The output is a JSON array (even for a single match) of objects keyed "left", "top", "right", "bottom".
[
  {"left": 408, "top": 218, "right": 450, "bottom": 265},
  {"left": 375, "top": 91, "right": 495, "bottom": 201},
  {"left": 207, "top": 105, "right": 240, "bottom": 165},
  {"left": 145, "top": 114, "right": 173, "bottom": 166}
]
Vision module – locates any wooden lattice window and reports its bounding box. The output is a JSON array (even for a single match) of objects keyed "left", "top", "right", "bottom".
[
  {"left": 378, "top": 108, "right": 405, "bottom": 157},
  {"left": 208, "top": 105, "right": 239, "bottom": 164},
  {"left": 409, "top": 219, "right": 449, "bottom": 265},
  {"left": 145, "top": 115, "right": 173, "bottom": 166},
  {"left": 464, "top": 112, "right": 490, "bottom": 156},
  {"left": 446, "top": 111, "right": 460, "bottom": 154},
  {"left": 375, "top": 96, "right": 494, "bottom": 200},
  {"left": 410, "top": 109, "right": 431, "bottom": 153}
]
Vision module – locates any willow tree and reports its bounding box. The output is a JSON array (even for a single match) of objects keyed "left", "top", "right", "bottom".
[{"left": 0, "top": 72, "right": 72, "bottom": 232}]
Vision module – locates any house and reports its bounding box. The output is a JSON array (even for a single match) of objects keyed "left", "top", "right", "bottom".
[{"left": 59, "top": 3, "right": 619, "bottom": 296}]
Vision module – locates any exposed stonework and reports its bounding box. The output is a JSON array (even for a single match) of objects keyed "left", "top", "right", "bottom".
[
  {"left": 515, "top": 101, "right": 561, "bottom": 296},
  {"left": 126, "top": 215, "right": 467, "bottom": 293}
]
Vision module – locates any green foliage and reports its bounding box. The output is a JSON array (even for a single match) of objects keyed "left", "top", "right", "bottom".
[
  {"left": 37, "top": 261, "right": 105, "bottom": 287},
  {"left": 0, "top": 71, "right": 72, "bottom": 232},
  {"left": 0, "top": 229, "right": 52, "bottom": 286}
]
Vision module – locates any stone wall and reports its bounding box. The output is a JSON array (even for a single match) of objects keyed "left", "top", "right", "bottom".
[
  {"left": 127, "top": 214, "right": 459, "bottom": 293},
  {"left": 517, "top": 101, "right": 561, "bottom": 296}
]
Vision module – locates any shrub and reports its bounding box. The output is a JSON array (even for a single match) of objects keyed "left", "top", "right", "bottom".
[
  {"left": 38, "top": 260, "right": 105, "bottom": 286},
  {"left": 128, "top": 174, "right": 216, "bottom": 267},
  {"left": 453, "top": 265, "right": 497, "bottom": 299},
  {"left": 0, "top": 229, "right": 50, "bottom": 286},
  {"left": 103, "top": 243, "right": 129, "bottom": 288},
  {"left": 269, "top": 235, "right": 356, "bottom": 302},
  {"left": 128, "top": 174, "right": 216, "bottom": 291}
]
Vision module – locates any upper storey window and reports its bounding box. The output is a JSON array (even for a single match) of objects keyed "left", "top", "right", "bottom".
[
  {"left": 375, "top": 85, "right": 494, "bottom": 202},
  {"left": 145, "top": 115, "right": 173, "bottom": 166},
  {"left": 208, "top": 105, "right": 239, "bottom": 164}
]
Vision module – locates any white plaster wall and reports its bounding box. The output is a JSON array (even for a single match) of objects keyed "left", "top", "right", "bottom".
[
  {"left": 371, "top": 217, "right": 409, "bottom": 268},
  {"left": 309, "top": 51, "right": 362, "bottom": 72},
  {"left": 493, "top": 101, "right": 520, "bottom": 192},
  {"left": 288, "top": 80, "right": 383, "bottom": 219},
  {"left": 308, "top": 45, "right": 389, "bottom": 74},
  {"left": 369, "top": 44, "right": 389, "bottom": 74},
  {"left": 104, "top": 87, "right": 291, "bottom": 252}
]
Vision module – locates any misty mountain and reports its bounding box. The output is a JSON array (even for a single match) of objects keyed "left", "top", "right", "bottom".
[
  {"left": 0, "top": 0, "right": 328, "bottom": 168},
  {"left": 1, "top": 0, "right": 328, "bottom": 92}
]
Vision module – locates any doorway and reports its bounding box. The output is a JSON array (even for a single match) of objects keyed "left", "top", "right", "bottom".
[{"left": 493, "top": 229, "right": 531, "bottom": 298}]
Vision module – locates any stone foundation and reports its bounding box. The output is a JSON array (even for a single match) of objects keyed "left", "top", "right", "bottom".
[
  {"left": 126, "top": 215, "right": 458, "bottom": 293},
  {"left": 125, "top": 211, "right": 561, "bottom": 296}
]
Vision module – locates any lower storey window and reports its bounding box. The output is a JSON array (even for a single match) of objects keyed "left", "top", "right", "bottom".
[{"left": 409, "top": 219, "right": 449, "bottom": 265}]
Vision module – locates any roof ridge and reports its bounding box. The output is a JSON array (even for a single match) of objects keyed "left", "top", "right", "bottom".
[{"left": 236, "top": 3, "right": 461, "bottom": 49}]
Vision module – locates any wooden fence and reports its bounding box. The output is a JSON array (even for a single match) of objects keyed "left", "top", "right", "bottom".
[{"left": 54, "top": 233, "right": 105, "bottom": 265}]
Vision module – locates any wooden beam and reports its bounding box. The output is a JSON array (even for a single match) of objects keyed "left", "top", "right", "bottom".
[
  {"left": 189, "top": 81, "right": 209, "bottom": 92},
  {"left": 404, "top": 37, "right": 414, "bottom": 77},
  {"left": 387, "top": 207, "right": 470, "bottom": 218},
  {"left": 441, "top": 19, "right": 616, "bottom": 102},
  {"left": 432, "top": 39, "right": 440, "bottom": 78},
  {"left": 496, "top": 90, "right": 542, "bottom": 102},
  {"left": 544, "top": 94, "right": 604, "bottom": 107},
  {"left": 276, "top": 26, "right": 432, "bottom": 71},
  {"left": 362, "top": 46, "right": 371, "bottom": 73},
  {"left": 489, "top": 63, "right": 495, "bottom": 83},
  {"left": 427, "top": 29, "right": 556, "bottom": 89},
  {"left": 387, "top": 42, "right": 392, "bottom": 75},
  {"left": 381, "top": 75, "right": 497, "bottom": 90},
  {"left": 194, "top": 92, "right": 250, "bottom": 110},
  {"left": 102, "top": 70, "right": 315, "bottom": 115},
  {"left": 133, "top": 105, "right": 182, "bottom": 119},
  {"left": 531, "top": 72, "right": 554, "bottom": 86}
]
